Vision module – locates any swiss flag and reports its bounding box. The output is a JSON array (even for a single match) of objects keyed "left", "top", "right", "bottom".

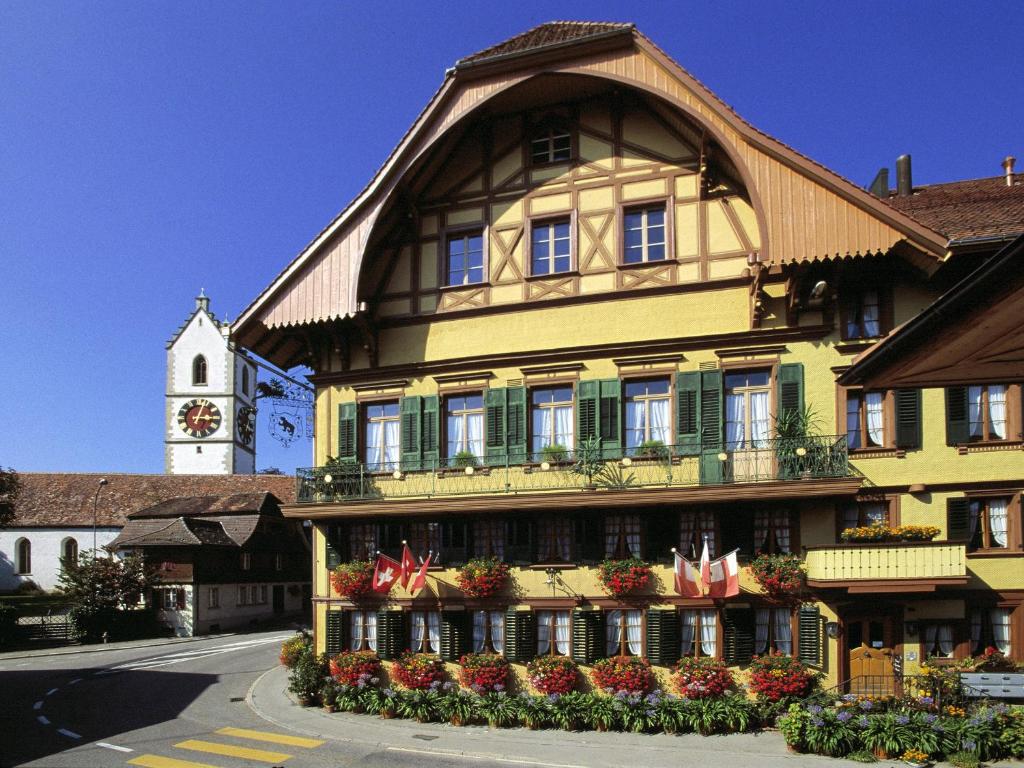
[
  {"left": 400, "top": 543, "right": 417, "bottom": 590},
  {"left": 372, "top": 553, "right": 401, "bottom": 594},
  {"left": 699, "top": 538, "right": 712, "bottom": 592},
  {"left": 409, "top": 551, "right": 432, "bottom": 593},
  {"left": 707, "top": 550, "right": 740, "bottom": 598},
  {"left": 674, "top": 549, "right": 703, "bottom": 598}
]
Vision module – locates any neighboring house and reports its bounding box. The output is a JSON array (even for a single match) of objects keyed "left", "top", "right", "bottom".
[
  {"left": 0, "top": 473, "right": 296, "bottom": 593},
  {"left": 232, "top": 22, "right": 1024, "bottom": 690},
  {"left": 110, "top": 492, "right": 309, "bottom": 636}
]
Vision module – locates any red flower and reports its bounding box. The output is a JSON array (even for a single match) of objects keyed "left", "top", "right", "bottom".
[
  {"left": 747, "top": 652, "right": 819, "bottom": 702},
  {"left": 590, "top": 656, "right": 655, "bottom": 694},
  {"left": 458, "top": 653, "right": 509, "bottom": 692},
  {"left": 674, "top": 657, "right": 734, "bottom": 699},
  {"left": 329, "top": 651, "right": 382, "bottom": 686},
  {"left": 527, "top": 656, "right": 578, "bottom": 694},
  {"left": 392, "top": 652, "right": 446, "bottom": 690},
  {"left": 456, "top": 557, "right": 510, "bottom": 598},
  {"left": 330, "top": 560, "right": 374, "bottom": 599},
  {"left": 597, "top": 558, "right": 652, "bottom": 598}
]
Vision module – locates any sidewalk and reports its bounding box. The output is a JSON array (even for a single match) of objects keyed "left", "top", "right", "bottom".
[{"left": 248, "top": 665, "right": 886, "bottom": 768}]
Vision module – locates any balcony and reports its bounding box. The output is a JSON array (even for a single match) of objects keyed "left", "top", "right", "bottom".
[
  {"left": 804, "top": 542, "right": 968, "bottom": 593},
  {"left": 294, "top": 436, "right": 854, "bottom": 508}
]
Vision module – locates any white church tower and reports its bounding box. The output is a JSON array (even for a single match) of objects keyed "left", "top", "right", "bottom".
[{"left": 165, "top": 292, "right": 257, "bottom": 474}]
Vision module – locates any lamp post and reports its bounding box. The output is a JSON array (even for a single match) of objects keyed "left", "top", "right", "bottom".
[{"left": 92, "top": 478, "right": 108, "bottom": 560}]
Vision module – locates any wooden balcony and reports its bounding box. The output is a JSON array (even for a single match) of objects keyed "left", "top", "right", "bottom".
[{"left": 804, "top": 541, "right": 968, "bottom": 593}]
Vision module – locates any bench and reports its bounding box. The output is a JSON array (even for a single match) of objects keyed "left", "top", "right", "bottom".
[{"left": 960, "top": 672, "right": 1024, "bottom": 700}]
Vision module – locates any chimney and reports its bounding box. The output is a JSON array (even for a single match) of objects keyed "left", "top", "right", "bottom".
[
  {"left": 196, "top": 289, "right": 210, "bottom": 313},
  {"left": 868, "top": 167, "right": 890, "bottom": 198},
  {"left": 896, "top": 154, "right": 913, "bottom": 197},
  {"left": 1003, "top": 156, "right": 1016, "bottom": 186}
]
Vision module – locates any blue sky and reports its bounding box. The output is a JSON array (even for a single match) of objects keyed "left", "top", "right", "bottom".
[{"left": 2, "top": 1, "right": 1021, "bottom": 475}]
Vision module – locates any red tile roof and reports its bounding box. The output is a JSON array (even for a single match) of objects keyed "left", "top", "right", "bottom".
[
  {"left": 885, "top": 175, "right": 1024, "bottom": 242},
  {"left": 457, "top": 21, "right": 633, "bottom": 66},
  {"left": 11, "top": 473, "right": 295, "bottom": 528}
]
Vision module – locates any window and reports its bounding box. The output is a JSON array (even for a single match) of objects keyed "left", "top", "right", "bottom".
[
  {"left": 530, "top": 128, "right": 571, "bottom": 164},
  {"left": 846, "top": 390, "right": 887, "bottom": 449},
  {"left": 237, "top": 585, "right": 247, "bottom": 606},
  {"left": 923, "top": 624, "right": 955, "bottom": 659},
  {"left": 446, "top": 232, "right": 484, "bottom": 286},
  {"left": 274, "top": 553, "right": 284, "bottom": 572},
  {"left": 365, "top": 401, "right": 400, "bottom": 470},
  {"left": 537, "top": 610, "right": 570, "bottom": 656},
  {"left": 408, "top": 522, "right": 441, "bottom": 563},
  {"left": 241, "top": 552, "right": 252, "bottom": 571},
  {"left": 531, "top": 386, "right": 574, "bottom": 458},
  {"left": 970, "top": 608, "right": 1012, "bottom": 656},
  {"left": 162, "top": 589, "right": 177, "bottom": 610},
  {"left": 250, "top": 584, "right": 259, "bottom": 605},
  {"left": 755, "top": 608, "right": 793, "bottom": 655},
  {"left": 679, "top": 510, "right": 715, "bottom": 558},
  {"left": 446, "top": 394, "right": 484, "bottom": 464},
  {"left": 681, "top": 609, "right": 717, "bottom": 658},
  {"left": 241, "top": 366, "right": 250, "bottom": 396},
  {"left": 260, "top": 585, "right": 268, "bottom": 604},
  {"left": 349, "top": 610, "right": 378, "bottom": 652},
  {"left": 208, "top": 587, "right": 219, "bottom": 609},
  {"left": 842, "top": 288, "right": 882, "bottom": 339},
  {"left": 410, "top": 611, "right": 441, "bottom": 654},
  {"left": 754, "top": 510, "right": 791, "bottom": 554},
  {"left": 349, "top": 523, "right": 379, "bottom": 560},
  {"left": 537, "top": 518, "right": 572, "bottom": 562},
  {"left": 192, "top": 355, "right": 207, "bottom": 385},
  {"left": 725, "top": 370, "right": 771, "bottom": 450},
  {"left": 61, "top": 538, "right": 78, "bottom": 566},
  {"left": 604, "top": 515, "right": 641, "bottom": 559},
  {"left": 15, "top": 538, "right": 30, "bottom": 574},
  {"left": 606, "top": 609, "right": 643, "bottom": 656},
  {"left": 840, "top": 501, "right": 889, "bottom": 534},
  {"left": 968, "top": 385, "right": 1008, "bottom": 442},
  {"left": 473, "top": 610, "right": 504, "bottom": 654},
  {"left": 530, "top": 219, "right": 571, "bottom": 275},
  {"left": 623, "top": 205, "right": 666, "bottom": 264},
  {"left": 969, "top": 497, "right": 1010, "bottom": 550},
  {"left": 624, "top": 378, "right": 671, "bottom": 453},
  {"left": 472, "top": 520, "right": 505, "bottom": 559}
]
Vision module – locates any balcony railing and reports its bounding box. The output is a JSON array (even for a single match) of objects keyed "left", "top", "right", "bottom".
[
  {"left": 804, "top": 541, "right": 967, "bottom": 583},
  {"left": 296, "top": 435, "right": 851, "bottom": 503}
]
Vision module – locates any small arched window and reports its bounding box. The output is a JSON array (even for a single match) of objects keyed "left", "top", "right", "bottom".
[
  {"left": 193, "top": 355, "right": 207, "bottom": 385},
  {"left": 62, "top": 538, "right": 78, "bottom": 567},
  {"left": 15, "top": 538, "right": 31, "bottom": 575},
  {"left": 241, "top": 366, "right": 250, "bottom": 395}
]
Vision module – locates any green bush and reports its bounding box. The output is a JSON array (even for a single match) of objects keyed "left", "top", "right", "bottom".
[
  {"left": 396, "top": 689, "right": 440, "bottom": 722},
  {"left": 438, "top": 688, "right": 478, "bottom": 725},
  {"left": 288, "top": 651, "right": 327, "bottom": 702},
  {"left": 998, "top": 707, "right": 1024, "bottom": 758},
  {"left": 477, "top": 691, "right": 518, "bottom": 727},
  {"left": 581, "top": 692, "right": 618, "bottom": 731},
  {"left": 803, "top": 705, "right": 861, "bottom": 757}
]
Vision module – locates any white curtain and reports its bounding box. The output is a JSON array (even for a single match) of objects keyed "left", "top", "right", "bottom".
[
  {"left": 773, "top": 608, "right": 792, "bottom": 655},
  {"left": 699, "top": 610, "right": 717, "bottom": 657},
  {"left": 680, "top": 610, "right": 696, "bottom": 656},
  {"left": 937, "top": 624, "right": 954, "bottom": 657},
  {"left": 969, "top": 387, "right": 984, "bottom": 437},
  {"left": 556, "top": 519, "right": 571, "bottom": 562},
  {"left": 350, "top": 612, "right": 364, "bottom": 651},
  {"left": 606, "top": 610, "right": 622, "bottom": 655},
  {"left": 555, "top": 405, "right": 574, "bottom": 449},
  {"left": 412, "top": 612, "right": 426, "bottom": 652},
  {"left": 490, "top": 611, "right": 504, "bottom": 654},
  {"left": 383, "top": 420, "right": 400, "bottom": 469},
  {"left": 989, "top": 498, "right": 1008, "bottom": 547},
  {"left": 755, "top": 608, "right": 770, "bottom": 653},
  {"left": 467, "top": 412, "right": 484, "bottom": 458},
  {"left": 473, "top": 611, "right": 486, "bottom": 653},
  {"left": 866, "top": 392, "right": 884, "bottom": 446},
  {"left": 989, "top": 386, "right": 1007, "bottom": 439},
  {"left": 537, "top": 611, "right": 551, "bottom": 655},
  {"left": 750, "top": 391, "right": 770, "bottom": 448},
  {"left": 605, "top": 517, "right": 620, "bottom": 559},
  {"left": 366, "top": 420, "right": 383, "bottom": 466},
  {"left": 754, "top": 510, "right": 771, "bottom": 552},
  {"left": 679, "top": 511, "right": 697, "bottom": 557},
  {"left": 862, "top": 291, "right": 880, "bottom": 337},
  {"left": 447, "top": 413, "right": 464, "bottom": 461},
  {"left": 626, "top": 610, "right": 642, "bottom": 656},
  {"left": 992, "top": 609, "right": 1012, "bottom": 655},
  {"left": 554, "top": 611, "right": 570, "bottom": 656},
  {"left": 725, "top": 393, "right": 745, "bottom": 448},
  {"left": 427, "top": 612, "right": 440, "bottom": 654},
  {"left": 773, "top": 510, "right": 791, "bottom": 553},
  {"left": 626, "top": 400, "right": 645, "bottom": 450},
  {"left": 366, "top": 611, "right": 377, "bottom": 652},
  {"left": 625, "top": 515, "right": 641, "bottom": 557},
  {"left": 971, "top": 611, "right": 982, "bottom": 654},
  {"left": 651, "top": 398, "right": 671, "bottom": 445}
]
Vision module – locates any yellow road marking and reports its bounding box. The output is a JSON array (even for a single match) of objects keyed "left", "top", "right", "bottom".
[
  {"left": 128, "top": 755, "right": 222, "bottom": 768},
  {"left": 173, "top": 738, "right": 291, "bottom": 763},
  {"left": 215, "top": 726, "right": 324, "bottom": 748}
]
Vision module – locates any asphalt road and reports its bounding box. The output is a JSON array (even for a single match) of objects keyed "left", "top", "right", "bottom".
[{"left": 0, "top": 631, "right": 515, "bottom": 768}]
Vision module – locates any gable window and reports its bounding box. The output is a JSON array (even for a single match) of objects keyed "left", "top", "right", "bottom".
[
  {"left": 624, "top": 378, "right": 671, "bottom": 453},
  {"left": 923, "top": 624, "right": 956, "bottom": 659},
  {"left": 349, "top": 610, "right": 378, "bottom": 652},
  {"left": 472, "top": 519, "right": 505, "bottom": 560},
  {"left": 530, "top": 219, "right": 571, "bottom": 276},
  {"left": 530, "top": 128, "right": 571, "bottom": 165},
  {"left": 531, "top": 386, "right": 574, "bottom": 458},
  {"left": 15, "top": 538, "right": 31, "bottom": 574},
  {"left": 446, "top": 393, "right": 484, "bottom": 465},
  {"left": 274, "top": 553, "right": 284, "bottom": 571},
  {"left": 970, "top": 608, "right": 1012, "bottom": 656},
  {"left": 725, "top": 370, "right": 771, "bottom": 450},
  {"left": 537, "top": 610, "right": 571, "bottom": 656},
  {"left": 755, "top": 608, "right": 793, "bottom": 655},
  {"left": 537, "top": 518, "right": 572, "bottom": 562},
  {"left": 604, "top": 514, "right": 641, "bottom": 559},
  {"left": 606, "top": 609, "right": 643, "bottom": 656},
  {"left": 192, "top": 355, "right": 208, "bottom": 386},
  {"left": 681, "top": 609, "right": 717, "bottom": 658},
  {"left": 679, "top": 510, "right": 716, "bottom": 558},
  {"left": 969, "top": 385, "right": 1008, "bottom": 442},
  {"left": 846, "top": 390, "right": 887, "bottom": 449},
  {"left": 61, "top": 537, "right": 78, "bottom": 566},
  {"left": 410, "top": 611, "right": 441, "bottom": 654},
  {"left": 623, "top": 205, "right": 666, "bottom": 264},
  {"left": 240, "top": 552, "right": 252, "bottom": 571},
  {"left": 446, "top": 231, "right": 484, "bottom": 287},
  {"left": 754, "top": 510, "right": 791, "bottom": 554},
  {"left": 365, "top": 401, "right": 400, "bottom": 470},
  {"left": 349, "top": 523, "right": 379, "bottom": 560},
  {"left": 472, "top": 610, "right": 504, "bottom": 654},
  {"left": 840, "top": 500, "right": 890, "bottom": 534},
  {"left": 969, "top": 496, "right": 1010, "bottom": 550}
]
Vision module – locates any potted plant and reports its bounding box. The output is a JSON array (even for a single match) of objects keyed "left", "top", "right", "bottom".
[
  {"left": 456, "top": 556, "right": 510, "bottom": 598},
  {"left": 841, "top": 523, "right": 896, "bottom": 543},
  {"left": 596, "top": 557, "right": 652, "bottom": 598},
  {"left": 279, "top": 631, "right": 311, "bottom": 668},
  {"left": 526, "top": 655, "right": 578, "bottom": 694},
  {"left": 458, "top": 652, "right": 509, "bottom": 693},
  {"left": 392, "top": 651, "right": 446, "bottom": 690},
  {"left": 749, "top": 553, "right": 804, "bottom": 601},
  {"left": 517, "top": 693, "right": 550, "bottom": 730},
  {"left": 892, "top": 525, "right": 941, "bottom": 542},
  {"left": 590, "top": 656, "right": 655, "bottom": 695},
  {"left": 902, "top": 748, "right": 931, "bottom": 768},
  {"left": 320, "top": 678, "right": 339, "bottom": 713},
  {"left": 451, "top": 450, "right": 480, "bottom": 469},
  {"left": 673, "top": 656, "right": 735, "bottom": 699},
  {"left": 539, "top": 443, "right": 569, "bottom": 464},
  {"left": 584, "top": 692, "right": 619, "bottom": 732},
  {"left": 636, "top": 439, "right": 668, "bottom": 459},
  {"left": 363, "top": 686, "right": 398, "bottom": 719},
  {"left": 329, "top": 650, "right": 382, "bottom": 687},
  {"left": 570, "top": 436, "right": 604, "bottom": 488},
  {"left": 438, "top": 687, "right": 478, "bottom": 726},
  {"left": 287, "top": 651, "right": 328, "bottom": 706},
  {"left": 329, "top": 560, "right": 374, "bottom": 599}
]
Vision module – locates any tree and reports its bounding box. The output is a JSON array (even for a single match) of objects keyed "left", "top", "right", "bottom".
[
  {"left": 0, "top": 466, "right": 22, "bottom": 529},
  {"left": 58, "top": 551, "right": 157, "bottom": 642}
]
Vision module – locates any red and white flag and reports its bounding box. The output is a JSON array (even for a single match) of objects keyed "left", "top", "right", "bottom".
[
  {"left": 673, "top": 549, "right": 703, "bottom": 598},
  {"left": 409, "top": 551, "right": 432, "bottom": 593},
  {"left": 400, "top": 543, "right": 417, "bottom": 590},
  {"left": 699, "top": 538, "right": 712, "bottom": 592},
  {"left": 707, "top": 550, "right": 740, "bottom": 599},
  {"left": 372, "top": 553, "right": 401, "bottom": 594}
]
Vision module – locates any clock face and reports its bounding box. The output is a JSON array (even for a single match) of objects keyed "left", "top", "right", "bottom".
[
  {"left": 237, "top": 405, "right": 255, "bottom": 445},
  {"left": 177, "top": 399, "right": 222, "bottom": 438}
]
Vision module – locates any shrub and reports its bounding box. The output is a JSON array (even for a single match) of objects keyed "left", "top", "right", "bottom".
[
  {"left": 615, "top": 690, "right": 659, "bottom": 733},
  {"left": 396, "top": 688, "right": 440, "bottom": 722},
  {"left": 947, "top": 751, "right": 980, "bottom": 768},
  {"left": 862, "top": 710, "right": 917, "bottom": 758},
  {"left": 940, "top": 703, "right": 1008, "bottom": 760},
  {"left": 279, "top": 632, "right": 311, "bottom": 668},
  {"left": 596, "top": 558, "right": 651, "bottom": 597},
  {"left": 451, "top": 450, "right": 480, "bottom": 468},
  {"left": 458, "top": 652, "right": 509, "bottom": 693},
  {"left": 526, "top": 655, "right": 578, "bottom": 694},
  {"left": 288, "top": 651, "right": 328, "bottom": 702},
  {"left": 329, "top": 560, "right": 374, "bottom": 599},
  {"left": 329, "top": 650, "right": 382, "bottom": 688},
  {"left": 749, "top": 553, "right": 804, "bottom": 600},
  {"left": 392, "top": 652, "right": 446, "bottom": 690},
  {"left": 581, "top": 692, "right": 618, "bottom": 731},
  {"left": 477, "top": 691, "right": 518, "bottom": 727},
  {"left": 682, "top": 695, "right": 756, "bottom": 736},
  {"left": 456, "top": 557, "right": 510, "bottom": 598},
  {"left": 539, "top": 443, "right": 569, "bottom": 463},
  {"left": 362, "top": 686, "right": 399, "bottom": 717},
  {"left": 778, "top": 703, "right": 810, "bottom": 751},
  {"left": 673, "top": 656, "right": 734, "bottom": 699},
  {"left": 748, "top": 652, "right": 820, "bottom": 702},
  {"left": 437, "top": 687, "right": 478, "bottom": 725},
  {"left": 547, "top": 691, "right": 587, "bottom": 731},
  {"left": 802, "top": 704, "right": 862, "bottom": 757},
  {"left": 517, "top": 693, "right": 551, "bottom": 729},
  {"left": 998, "top": 706, "right": 1024, "bottom": 758},
  {"left": 591, "top": 656, "right": 655, "bottom": 694}
]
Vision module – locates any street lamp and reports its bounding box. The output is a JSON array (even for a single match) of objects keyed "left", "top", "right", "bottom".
[{"left": 93, "top": 478, "right": 108, "bottom": 560}]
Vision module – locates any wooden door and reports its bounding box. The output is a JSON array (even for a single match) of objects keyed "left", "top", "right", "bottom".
[{"left": 847, "top": 617, "right": 897, "bottom": 695}]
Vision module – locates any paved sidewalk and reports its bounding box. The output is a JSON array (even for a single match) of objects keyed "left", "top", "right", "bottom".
[{"left": 248, "top": 665, "right": 894, "bottom": 768}]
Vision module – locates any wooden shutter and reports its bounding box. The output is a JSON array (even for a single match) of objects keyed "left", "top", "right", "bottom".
[
  {"left": 337, "top": 403, "right": 358, "bottom": 462},
  {"left": 421, "top": 395, "right": 439, "bottom": 470},
  {"left": 440, "top": 611, "right": 470, "bottom": 662},
  {"left": 946, "top": 498, "right": 972, "bottom": 541},
  {"left": 598, "top": 379, "right": 622, "bottom": 456},
  {"left": 507, "top": 387, "right": 528, "bottom": 464},
  {"left": 571, "top": 609, "right": 605, "bottom": 665},
  {"left": 722, "top": 607, "right": 754, "bottom": 665},
  {"left": 577, "top": 380, "right": 599, "bottom": 443},
  {"left": 894, "top": 389, "right": 922, "bottom": 450},
  {"left": 675, "top": 371, "right": 701, "bottom": 456},
  {"left": 645, "top": 609, "right": 681, "bottom": 667},
  {"left": 400, "top": 396, "right": 422, "bottom": 471},
  {"left": 485, "top": 388, "right": 508, "bottom": 464},
  {"left": 777, "top": 363, "right": 805, "bottom": 424},
  {"left": 504, "top": 609, "right": 536, "bottom": 662},
  {"left": 797, "top": 605, "right": 822, "bottom": 667},
  {"left": 376, "top": 611, "right": 405, "bottom": 660},
  {"left": 699, "top": 370, "right": 724, "bottom": 484},
  {"left": 325, "top": 610, "right": 344, "bottom": 655},
  {"left": 945, "top": 387, "right": 970, "bottom": 446}
]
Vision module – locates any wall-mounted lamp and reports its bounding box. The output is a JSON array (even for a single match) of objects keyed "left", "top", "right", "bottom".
[{"left": 825, "top": 621, "right": 840, "bottom": 639}]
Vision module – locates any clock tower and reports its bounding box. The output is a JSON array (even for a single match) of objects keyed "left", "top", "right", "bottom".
[{"left": 165, "top": 292, "right": 257, "bottom": 474}]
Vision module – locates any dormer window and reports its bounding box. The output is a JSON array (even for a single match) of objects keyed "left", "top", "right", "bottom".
[
  {"left": 530, "top": 128, "right": 571, "bottom": 165},
  {"left": 192, "top": 355, "right": 207, "bottom": 385}
]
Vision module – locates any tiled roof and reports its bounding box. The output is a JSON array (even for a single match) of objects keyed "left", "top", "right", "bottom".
[
  {"left": 126, "top": 492, "right": 278, "bottom": 520},
  {"left": 109, "top": 517, "right": 240, "bottom": 548},
  {"left": 885, "top": 175, "right": 1024, "bottom": 242},
  {"left": 456, "top": 21, "right": 633, "bottom": 66},
  {"left": 10, "top": 473, "right": 295, "bottom": 528}
]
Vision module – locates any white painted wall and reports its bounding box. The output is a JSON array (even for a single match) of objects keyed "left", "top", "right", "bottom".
[
  {"left": 0, "top": 527, "right": 120, "bottom": 592},
  {"left": 157, "top": 580, "right": 306, "bottom": 636}
]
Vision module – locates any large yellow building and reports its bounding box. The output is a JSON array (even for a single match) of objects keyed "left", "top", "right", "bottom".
[{"left": 234, "top": 22, "right": 1024, "bottom": 691}]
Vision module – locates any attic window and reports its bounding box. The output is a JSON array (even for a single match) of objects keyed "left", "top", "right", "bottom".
[{"left": 531, "top": 129, "right": 571, "bottom": 165}]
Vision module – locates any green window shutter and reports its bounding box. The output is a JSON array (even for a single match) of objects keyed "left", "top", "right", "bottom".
[
  {"left": 325, "top": 610, "right": 344, "bottom": 655},
  {"left": 675, "top": 371, "right": 701, "bottom": 456},
  {"left": 797, "top": 605, "right": 822, "bottom": 667},
  {"left": 421, "top": 395, "right": 439, "bottom": 469},
  {"left": 571, "top": 609, "right": 605, "bottom": 665},
  {"left": 945, "top": 387, "right": 969, "bottom": 446},
  {"left": 699, "top": 370, "right": 724, "bottom": 484},
  {"left": 485, "top": 388, "right": 508, "bottom": 464},
  {"left": 894, "top": 389, "right": 922, "bottom": 450},
  {"left": 946, "top": 498, "right": 971, "bottom": 541},
  {"left": 376, "top": 611, "right": 406, "bottom": 660},
  {"left": 504, "top": 609, "right": 537, "bottom": 662},
  {"left": 507, "top": 387, "right": 528, "bottom": 464},
  {"left": 645, "top": 609, "right": 681, "bottom": 667},
  {"left": 440, "top": 611, "right": 470, "bottom": 662},
  {"left": 722, "top": 608, "right": 754, "bottom": 665},
  {"left": 598, "top": 379, "right": 622, "bottom": 456},
  {"left": 577, "top": 380, "right": 599, "bottom": 443},
  {"left": 400, "top": 396, "right": 422, "bottom": 471},
  {"left": 777, "top": 363, "right": 805, "bottom": 425},
  {"left": 337, "top": 403, "right": 358, "bottom": 462}
]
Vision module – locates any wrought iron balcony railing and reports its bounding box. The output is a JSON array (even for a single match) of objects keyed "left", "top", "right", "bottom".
[{"left": 296, "top": 435, "right": 851, "bottom": 503}]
